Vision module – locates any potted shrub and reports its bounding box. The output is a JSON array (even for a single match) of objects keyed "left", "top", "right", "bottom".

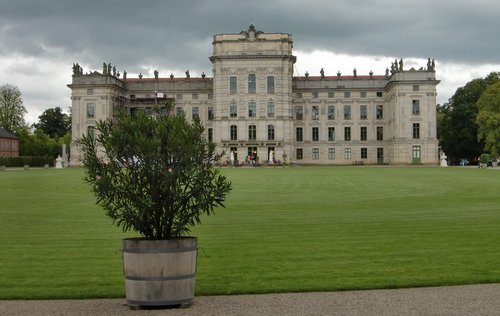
[
  {"left": 78, "top": 105, "right": 231, "bottom": 308},
  {"left": 479, "top": 153, "right": 492, "bottom": 168}
]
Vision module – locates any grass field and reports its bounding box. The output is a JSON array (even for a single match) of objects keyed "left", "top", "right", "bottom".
[{"left": 0, "top": 166, "right": 499, "bottom": 299}]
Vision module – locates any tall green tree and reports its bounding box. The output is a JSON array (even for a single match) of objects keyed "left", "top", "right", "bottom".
[
  {"left": 0, "top": 84, "right": 27, "bottom": 134},
  {"left": 33, "top": 106, "right": 71, "bottom": 138},
  {"left": 476, "top": 81, "right": 500, "bottom": 157},
  {"left": 439, "top": 72, "right": 500, "bottom": 162}
]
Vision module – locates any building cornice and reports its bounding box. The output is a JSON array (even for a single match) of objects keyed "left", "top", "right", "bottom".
[{"left": 210, "top": 55, "right": 296, "bottom": 63}]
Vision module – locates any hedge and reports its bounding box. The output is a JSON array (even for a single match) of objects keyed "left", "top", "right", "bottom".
[{"left": 0, "top": 156, "right": 54, "bottom": 167}]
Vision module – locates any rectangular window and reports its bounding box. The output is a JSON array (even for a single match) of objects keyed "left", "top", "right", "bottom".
[
  {"left": 208, "top": 107, "right": 214, "bottom": 120},
  {"left": 377, "top": 92, "right": 383, "bottom": 97},
  {"left": 248, "top": 125, "right": 256, "bottom": 140},
  {"left": 267, "top": 100, "right": 275, "bottom": 118},
  {"left": 344, "top": 91, "right": 351, "bottom": 98},
  {"left": 360, "top": 91, "right": 367, "bottom": 98},
  {"left": 328, "top": 105, "right": 335, "bottom": 120},
  {"left": 413, "top": 84, "right": 420, "bottom": 92},
  {"left": 328, "top": 148, "right": 335, "bottom": 160},
  {"left": 344, "top": 105, "right": 351, "bottom": 120},
  {"left": 176, "top": 107, "right": 183, "bottom": 116},
  {"left": 296, "top": 127, "right": 303, "bottom": 142},
  {"left": 230, "top": 125, "right": 238, "bottom": 141},
  {"left": 267, "top": 76, "right": 275, "bottom": 93},
  {"left": 361, "top": 147, "right": 368, "bottom": 159},
  {"left": 208, "top": 93, "right": 213, "bottom": 100},
  {"left": 312, "top": 92, "right": 318, "bottom": 99},
  {"left": 248, "top": 74, "right": 256, "bottom": 93},
  {"left": 344, "top": 148, "right": 352, "bottom": 159},
  {"left": 268, "top": 125, "right": 275, "bottom": 141},
  {"left": 230, "top": 101, "right": 237, "bottom": 118},
  {"left": 360, "top": 105, "right": 367, "bottom": 120},
  {"left": 296, "top": 148, "right": 303, "bottom": 160},
  {"left": 328, "top": 127, "right": 335, "bottom": 142},
  {"left": 176, "top": 94, "right": 183, "bottom": 100},
  {"left": 328, "top": 92, "right": 335, "bottom": 98},
  {"left": 312, "top": 148, "right": 319, "bottom": 160},
  {"left": 412, "top": 100, "right": 420, "bottom": 115},
  {"left": 344, "top": 127, "right": 351, "bottom": 141},
  {"left": 192, "top": 107, "right": 199, "bottom": 120},
  {"left": 413, "top": 123, "right": 420, "bottom": 139},
  {"left": 312, "top": 106, "right": 319, "bottom": 120},
  {"left": 248, "top": 101, "right": 256, "bottom": 117},
  {"left": 86, "top": 103, "right": 95, "bottom": 118},
  {"left": 192, "top": 93, "right": 198, "bottom": 100},
  {"left": 295, "top": 106, "right": 303, "bottom": 120},
  {"left": 230, "top": 76, "right": 237, "bottom": 94},
  {"left": 312, "top": 127, "right": 319, "bottom": 142},
  {"left": 295, "top": 92, "right": 302, "bottom": 99},
  {"left": 208, "top": 128, "right": 213, "bottom": 142},
  {"left": 377, "top": 126, "right": 384, "bottom": 141},
  {"left": 376, "top": 105, "right": 383, "bottom": 119},
  {"left": 360, "top": 126, "right": 367, "bottom": 141},
  {"left": 87, "top": 89, "right": 94, "bottom": 95}
]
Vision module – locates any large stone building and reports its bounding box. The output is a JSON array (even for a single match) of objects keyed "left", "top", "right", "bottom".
[{"left": 68, "top": 25, "right": 439, "bottom": 166}]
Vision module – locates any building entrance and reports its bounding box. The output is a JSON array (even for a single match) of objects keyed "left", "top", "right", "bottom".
[
  {"left": 247, "top": 147, "right": 258, "bottom": 164},
  {"left": 377, "top": 148, "right": 384, "bottom": 164},
  {"left": 412, "top": 146, "right": 421, "bottom": 164}
]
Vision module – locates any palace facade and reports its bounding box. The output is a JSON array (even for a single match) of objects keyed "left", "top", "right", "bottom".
[{"left": 68, "top": 25, "right": 439, "bottom": 166}]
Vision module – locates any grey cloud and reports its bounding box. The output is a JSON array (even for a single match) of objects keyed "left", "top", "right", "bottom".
[{"left": 2, "top": 0, "right": 499, "bottom": 69}]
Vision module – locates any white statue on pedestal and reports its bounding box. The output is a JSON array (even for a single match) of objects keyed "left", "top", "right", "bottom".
[
  {"left": 55, "top": 155, "right": 63, "bottom": 169},
  {"left": 268, "top": 150, "right": 274, "bottom": 164},
  {"left": 230, "top": 151, "right": 235, "bottom": 165},
  {"left": 440, "top": 152, "right": 448, "bottom": 167}
]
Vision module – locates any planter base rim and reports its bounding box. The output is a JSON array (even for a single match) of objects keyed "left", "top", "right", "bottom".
[{"left": 127, "top": 297, "right": 194, "bottom": 308}]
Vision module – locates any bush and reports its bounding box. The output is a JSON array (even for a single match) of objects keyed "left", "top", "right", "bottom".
[
  {"left": 479, "top": 153, "right": 492, "bottom": 164},
  {"left": 0, "top": 156, "right": 54, "bottom": 167},
  {"left": 78, "top": 106, "right": 232, "bottom": 239}
]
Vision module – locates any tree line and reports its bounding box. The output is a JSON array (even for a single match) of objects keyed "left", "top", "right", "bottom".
[
  {"left": 438, "top": 72, "right": 500, "bottom": 164},
  {"left": 0, "top": 84, "right": 70, "bottom": 158}
]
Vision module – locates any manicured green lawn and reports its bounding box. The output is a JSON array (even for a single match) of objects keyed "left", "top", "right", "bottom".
[{"left": 0, "top": 166, "right": 499, "bottom": 299}]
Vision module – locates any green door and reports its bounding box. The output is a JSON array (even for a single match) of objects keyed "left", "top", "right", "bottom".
[
  {"left": 412, "top": 146, "right": 421, "bottom": 164},
  {"left": 377, "top": 148, "right": 384, "bottom": 164}
]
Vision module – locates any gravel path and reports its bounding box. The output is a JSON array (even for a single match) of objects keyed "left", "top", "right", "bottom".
[{"left": 1, "top": 283, "right": 499, "bottom": 316}]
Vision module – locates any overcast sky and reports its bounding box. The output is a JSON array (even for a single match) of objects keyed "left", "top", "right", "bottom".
[{"left": 1, "top": 0, "right": 499, "bottom": 123}]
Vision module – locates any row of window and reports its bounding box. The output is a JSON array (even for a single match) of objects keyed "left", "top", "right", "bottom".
[
  {"left": 295, "top": 104, "right": 384, "bottom": 121},
  {"left": 295, "top": 85, "right": 420, "bottom": 100},
  {"left": 296, "top": 91, "right": 384, "bottom": 99},
  {"left": 296, "top": 126, "right": 385, "bottom": 142},
  {"left": 296, "top": 147, "right": 381, "bottom": 160},
  {"left": 175, "top": 93, "right": 213, "bottom": 100},
  {"left": 229, "top": 125, "right": 274, "bottom": 141},
  {"left": 86, "top": 100, "right": 420, "bottom": 120},
  {"left": 230, "top": 75, "right": 275, "bottom": 94},
  {"left": 227, "top": 124, "right": 421, "bottom": 142}
]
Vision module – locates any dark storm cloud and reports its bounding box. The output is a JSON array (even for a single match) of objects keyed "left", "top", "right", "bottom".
[{"left": 1, "top": 0, "right": 498, "bottom": 74}]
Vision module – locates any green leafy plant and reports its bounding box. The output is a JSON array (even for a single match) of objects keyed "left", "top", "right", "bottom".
[
  {"left": 479, "top": 153, "right": 491, "bottom": 164},
  {"left": 78, "top": 105, "right": 231, "bottom": 239}
]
